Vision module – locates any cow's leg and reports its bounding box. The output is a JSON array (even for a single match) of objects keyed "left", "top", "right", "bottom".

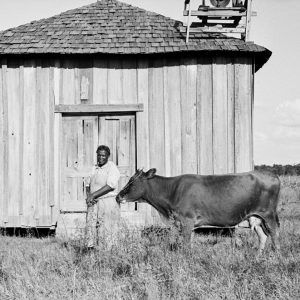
[
  {"left": 254, "top": 224, "right": 268, "bottom": 253},
  {"left": 267, "top": 213, "right": 280, "bottom": 251},
  {"left": 249, "top": 217, "right": 268, "bottom": 253},
  {"left": 181, "top": 218, "right": 194, "bottom": 247}
]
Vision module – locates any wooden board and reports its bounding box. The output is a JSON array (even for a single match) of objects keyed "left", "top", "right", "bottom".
[
  {"left": 164, "top": 60, "right": 182, "bottom": 176},
  {"left": 98, "top": 115, "right": 137, "bottom": 218},
  {"left": 212, "top": 57, "right": 228, "bottom": 174},
  {"left": 18, "top": 63, "right": 24, "bottom": 220},
  {"left": 163, "top": 60, "right": 171, "bottom": 176},
  {"left": 52, "top": 59, "right": 61, "bottom": 226},
  {"left": 180, "top": 58, "right": 197, "bottom": 174},
  {"left": 227, "top": 58, "right": 235, "bottom": 173},
  {"left": 35, "top": 62, "right": 52, "bottom": 226},
  {"left": 0, "top": 62, "right": 3, "bottom": 225},
  {"left": 234, "top": 58, "right": 252, "bottom": 172},
  {"left": 136, "top": 59, "right": 150, "bottom": 170},
  {"left": 79, "top": 59, "right": 93, "bottom": 104},
  {"left": 149, "top": 60, "right": 165, "bottom": 175},
  {"left": 55, "top": 104, "right": 143, "bottom": 113},
  {"left": 93, "top": 58, "right": 108, "bottom": 104},
  {"left": 0, "top": 59, "right": 8, "bottom": 226},
  {"left": 60, "top": 59, "right": 77, "bottom": 104},
  {"left": 136, "top": 59, "right": 152, "bottom": 225},
  {"left": 197, "top": 57, "right": 213, "bottom": 175},
  {"left": 122, "top": 59, "right": 137, "bottom": 104},
  {"left": 53, "top": 113, "right": 61, "bottom": 225},
  {"left": 61, "top": 116, "right": 98, "bottom": 212},
  {"left": 23, "top": 59, "right": 37, "bottom": 226},
  {"left": 108, "top": 59, "right": 123, "bottom": 104}
]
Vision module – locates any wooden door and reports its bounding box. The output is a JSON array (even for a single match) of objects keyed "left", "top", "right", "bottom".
[
  {"left": 61, "top": 114, "right": 136, "bottom": 213},
  {"left": 98, "top": 115, "right": 136, "bottom": 212},
  {"left": 61, "top": 116, "right": 98, "bottom": 213}
]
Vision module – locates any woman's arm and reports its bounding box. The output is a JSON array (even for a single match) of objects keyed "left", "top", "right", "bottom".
[{"left": 86, "top": 184, "right": 114, "bottom": 206}]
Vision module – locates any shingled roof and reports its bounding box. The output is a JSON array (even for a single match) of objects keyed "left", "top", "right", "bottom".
[{"left": 0, "top": 0, "right": 271, "bottom": 69}]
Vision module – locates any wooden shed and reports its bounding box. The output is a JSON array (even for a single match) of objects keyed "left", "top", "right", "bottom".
[{"left": 0, "top": 0, "right": 271, "bottom": 232}]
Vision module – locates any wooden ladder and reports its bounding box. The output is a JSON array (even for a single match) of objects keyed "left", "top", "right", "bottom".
[{"left": 183, "top": 0, "right": 256, "bottom": 43}]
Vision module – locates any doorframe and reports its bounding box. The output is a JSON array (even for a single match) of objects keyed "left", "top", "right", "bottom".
[{"left": 53, "top": 104, "right": 144, "bottom": 224}]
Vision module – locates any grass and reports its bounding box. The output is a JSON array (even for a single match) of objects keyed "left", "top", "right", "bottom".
[{"left": 0, "top": 176, "right": 300, "bottom": 299}]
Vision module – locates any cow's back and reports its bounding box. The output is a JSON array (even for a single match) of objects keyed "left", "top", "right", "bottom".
[{"left": 169, "top": 171, "right": 280, "bottom": 227}]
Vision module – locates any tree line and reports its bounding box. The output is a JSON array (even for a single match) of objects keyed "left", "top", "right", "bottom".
[{"left": 254, "top": 164, "right": 300, "bottom": 176}]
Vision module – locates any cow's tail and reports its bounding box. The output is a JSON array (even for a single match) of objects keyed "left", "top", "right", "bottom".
[{"left": 274, "top": 176, "right": 281, "bottom": 228}]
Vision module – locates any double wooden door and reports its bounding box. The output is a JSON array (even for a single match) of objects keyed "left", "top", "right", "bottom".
[{"left": 61, "top": 115, "right": 136, "bottom": 213}]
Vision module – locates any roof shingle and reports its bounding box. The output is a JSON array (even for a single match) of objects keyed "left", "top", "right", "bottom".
[{"left": 0, "top": 0, "right": 271, "bottom": 69}]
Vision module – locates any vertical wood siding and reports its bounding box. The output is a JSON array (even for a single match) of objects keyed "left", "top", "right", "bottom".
[
  {"left": 180, "top": 58, "right": 198, "bottom": 174},
  {"left": 0, "top": 55, "right": 254, "bottom": 227},
  {"left": 235, "top": 58, "right": 253, "bottom": 172},
  {"left": 7, "top": 59, "right": 22, "bottom": 226},
  {"left": 0, "top": 61, "right": 3, "bottom": 225},
  {"left": 197, "top": 57, "right": 213, "bottom": 175}
]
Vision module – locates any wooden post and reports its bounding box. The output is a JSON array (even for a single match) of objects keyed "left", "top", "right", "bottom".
[
  {"left": 186, "top": 0, "right": 192, "bottom": 43},
  {"left": 85, "top": 185, "right": 95, "bottom": 245},
  {"left": 245, "top": 0, "right": 253, "bottom": 41}
]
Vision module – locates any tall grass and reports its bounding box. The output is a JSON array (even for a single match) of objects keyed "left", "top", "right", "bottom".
[{"left": 0, "top": 176, "right": 299, "bottom": 299}]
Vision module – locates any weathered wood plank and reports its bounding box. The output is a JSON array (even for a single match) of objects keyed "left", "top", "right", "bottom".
[
  {"left": 35, "top": 62, "right": 42, "bottom": 226},
  {"left": 60, "top": 59, "right": 77, "bottom": 104},
  {"left": 55, "top": 104, "right": 143, "bottom": 113},
  {"left": 0, "top": 62, "right": 3, "bottom": 225},
  {"left": 148, "top": 59, "right": 166, "bottom": 223},
  {"left": 23, "top": 59, "right": 37, "bottom": 226},
  {"left": 227, "top": 58, "right": 235, "bottom": 173},
  {"left": 122, "top": 59, "right": 137, "bottom": 104},
  {"left": 18, "top": 63, "right": 24, "bottom": 221},
  {"left": 53, "top": 60, "right": 60, "bottom": 105},
  {"left": 119, "top": 119, "right": 130, "bottom": 168},
  {"left": 38, "top": 62, "right": 51, "bottom": 226},
  {"left": 51, "top": 60, "right": 61, "bottom": 226},
  {"left": 180, "top": 58, "right": 197, "bottom": 174},
  {"left": 183, "top": 9, "right": 247, "bottom": 17},
  {"left": 136, "top": 59, "right": 150, "bottom": 170},
  {"left": 234, "top": 58, "right": 252, "bottom": 172},
  {"left": 6, "top": 60, "right": 21, "bottom": 226},
  {"left": 250, "top": 61, "right": 255, "bottom": 169},
  {"left": 53, "top": 112, "right": 62, "bottom": 225},
  {"left": 163, "top": 60, "right": 171, "bottom": 176},
  {"left": 108, "top": 59, "right": 123, "bottom": 104},
  {"left": 212, "top": 57, "right": 228, "bottom": 174},
  {"left": 0, "top": 59, "right": 8, "bottom": 225},
  {"left": 79, "top": 59, "right": 93, "bottom": 104},
  {"left": 129, "top": 117, "right": 136, "bottom": 175},
  {"left": 93, "top": 58, "right": 108, "bottom": 104},
  {"left": 136, "top": 59, "right": 152, "bottom": 224},
  {"left": 149, "top": 59, "right": 165, "bottom": 175},
  {"left": 165, "top": 60, "right": 182, "bottom": 176},
  {"left": 2, "top": 60, "right": 9, "bottom": 225},
  {"left": 49, "top": 61, "right": 55, "bottom": 211},
  {"left": 197, "top": 57, "right": 213, "bottom": 175}
]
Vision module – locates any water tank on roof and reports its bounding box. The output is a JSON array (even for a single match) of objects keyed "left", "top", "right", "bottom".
[{"left": 209, "top": 0, "right": 231, "bottom": 7}]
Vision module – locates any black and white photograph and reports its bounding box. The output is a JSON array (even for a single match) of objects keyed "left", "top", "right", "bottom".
[{"left": 0, "top": 0, "right": 299, "bottom": 299}]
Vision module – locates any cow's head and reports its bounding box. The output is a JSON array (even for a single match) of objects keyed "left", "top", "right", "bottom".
[{"left": 116, "top": 168, "right": 156, "bottom": 204}]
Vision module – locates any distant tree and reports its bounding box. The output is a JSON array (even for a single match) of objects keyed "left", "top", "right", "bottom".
[{"left": 254, "top": 164, "right": 300, "bottom": 176}]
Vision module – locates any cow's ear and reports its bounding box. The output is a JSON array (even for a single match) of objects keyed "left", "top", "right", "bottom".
[{"left": 145, "top": 168, "right": 156, "bottom": 179}]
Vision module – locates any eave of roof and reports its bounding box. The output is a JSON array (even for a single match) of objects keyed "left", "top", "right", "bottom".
[{"left": 0, "top": 0, "right": 271, "bottom": 71}]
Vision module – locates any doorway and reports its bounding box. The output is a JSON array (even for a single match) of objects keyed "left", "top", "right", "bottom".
[{"left": 60, "top": 114, "right": 136, "bottom": 213}]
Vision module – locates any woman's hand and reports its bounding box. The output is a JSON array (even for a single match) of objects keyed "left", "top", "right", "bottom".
[{"left": 86, "top": 194, "right": 97, "bottom": 207}]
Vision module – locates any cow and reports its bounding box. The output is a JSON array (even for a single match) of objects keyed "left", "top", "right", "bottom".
[{"left": 116, "top": 169, "right": 281, "bottom": 253}]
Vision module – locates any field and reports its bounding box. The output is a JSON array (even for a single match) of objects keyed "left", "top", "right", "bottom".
[{"left": 0, "top": 176, "right": 300, "bottom": 300}]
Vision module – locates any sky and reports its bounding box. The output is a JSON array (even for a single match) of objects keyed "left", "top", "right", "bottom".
[{"left": 0, "top": 0, "right": 299, "bottom": 165}]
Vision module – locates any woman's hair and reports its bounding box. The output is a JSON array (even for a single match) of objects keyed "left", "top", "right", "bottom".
[{"left": 96, "top": 145, "right": 110, "bottom": 156}]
